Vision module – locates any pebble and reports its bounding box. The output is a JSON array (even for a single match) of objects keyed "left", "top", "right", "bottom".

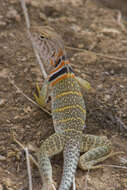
[
  {"left": 101, "top": 28, "right": 120, "bottom": 38},
  {"left": 0, "top": 184, "right": 3, "bottom": 190},
  {"left": 0, "top": 21, "right": 6, "bottom": 26},
  {"left": 6, "top": 7, "right": 21, "bottom": 22},
  {"left": 39, "top": 12, "right": 48, "bottom": 21},
  {"left": 23, "top": 106, "right": 32, "bottom": 113},
  {"left": 0, "top": 155, "right": 6, "bottom": 161},
  {"left": 71, "top": 24, "right": 81, "bottom": 32},
  {"left": 0, "top": 99, "right": 5, "bottom": 106},
  {"left": 31, "top": 0, "right": 40, "bottom": 7},
  {"left": 27, "top": 143, "right": 37, "bottom": 152},
  {"left": 0, "top": 15, "right": 6, "bottom": 26},
  {"left": 97, "top": 84, "right": 103, "bottom": 89},
  {"left": 110, "top": 69, "right": 115, "bottom": 75},
  {"left": 104, "top": 94, "right": 111, "bottom": 101},
  {"left": 77, "top": 43, "right": 84, "bottom": 48}
]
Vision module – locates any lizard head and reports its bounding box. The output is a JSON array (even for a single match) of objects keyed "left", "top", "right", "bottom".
[{"left": 30, "top": 26, "right": 66, "bottom": 73}]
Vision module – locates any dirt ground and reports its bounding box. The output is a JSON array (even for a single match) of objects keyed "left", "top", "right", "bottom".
[{"left": 0, "top": 0, "right": 127, "bottom": 189}]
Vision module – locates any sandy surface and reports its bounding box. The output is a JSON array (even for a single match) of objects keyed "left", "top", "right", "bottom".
[{"left": 0, "top": 0, "right": 127, "bottom": 189}]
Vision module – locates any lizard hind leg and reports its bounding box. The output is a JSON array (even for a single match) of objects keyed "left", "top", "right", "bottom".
[
  {"left": 37, "top": 133, "right": 65, "bottom": 190},
  {"left": 79, "top": 134, "right": 123, "bottom": 171}
]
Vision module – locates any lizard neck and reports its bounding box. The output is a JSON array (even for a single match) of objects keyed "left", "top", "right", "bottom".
[{"left": 48, "top": 55, "right": 75, "bottom": 86}]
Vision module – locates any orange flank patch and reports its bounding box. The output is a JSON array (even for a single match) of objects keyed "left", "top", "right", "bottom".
[{"left": 51, "top": 73, "right": 75, "bottom": 86}]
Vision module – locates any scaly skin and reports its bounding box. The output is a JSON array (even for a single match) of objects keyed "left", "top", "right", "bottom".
[{"left": 31, "top": 26, "right": 122, "bottom": 190}]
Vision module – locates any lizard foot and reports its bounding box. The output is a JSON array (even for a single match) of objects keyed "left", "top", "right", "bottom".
[{"left": 42, "top": 180, "right": 56, "bottom": 190}]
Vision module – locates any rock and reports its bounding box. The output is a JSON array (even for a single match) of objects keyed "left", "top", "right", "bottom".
[
  {"left": 0, "top": 184, "right": 3, "bottom": 190},
  {"left": 0, "top": 155, "right": 6, "bottom": 161},
  {"left": 0, "top": 21, "right": 6, "bottom": 26},
  {"left": 0, "top": 99, "right": 5, "bottom": 106},
  {"left": 6, "top": 7, "right": 21, "bottom": 22}
]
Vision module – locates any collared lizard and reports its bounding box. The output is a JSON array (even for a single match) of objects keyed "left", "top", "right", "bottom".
[{"left": 30, "top": 26, "right": 121, "bottom": 190}]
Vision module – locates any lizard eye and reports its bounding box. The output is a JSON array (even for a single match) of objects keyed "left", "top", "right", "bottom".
[{"left": 40, "top": 35, "right": 45, "bottom": 40}]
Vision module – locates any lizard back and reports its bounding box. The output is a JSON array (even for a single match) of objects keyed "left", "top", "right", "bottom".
[{"left": 48, "top": 54, "right": 86, "bottom": 134}]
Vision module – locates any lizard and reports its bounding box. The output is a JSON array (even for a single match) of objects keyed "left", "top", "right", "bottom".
[{"left": 30, "top": 26, "right": 122, "bottom": 190}]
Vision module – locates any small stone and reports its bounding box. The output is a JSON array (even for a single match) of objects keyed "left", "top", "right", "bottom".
[
  {"left": 101, "top": 28, "right": 120, "bottom": 38},
  {"left": 0, "top": 21, "right": 6, "bottom": 26},
  {"left": 80, "top": 73, "right": 88, "bottom": 79},
  {"left": 68, "top": 17, "right": 76, "bottom": 22},
  {"left": 25, "top": 0, "right": 32, "bottom": 5},
  {"left": 7, "top": 151, "right": 16, "bottom": 158},
  {"left": 6, "top": 7, "right": 21, "bottom": 22},
  {"left": 23, "top": 106, "right": 32, "bottom": 113},
  {"left": 120, "top": 85, "right": 124, "bottom": 88},
  {"left": 104, "top": 94, "right": 111, "bottom": 101},
  {"left": 0, "top": 184, "right": 3, "bottom": 190},
  {"left": 39, "top": 12, "right": 47, "bottom": 21},
  {"left": 25, "top": 125, "right": 31, "bottom": 129},
  {"left": 97, "top": 84, "right": 103, "bottom": 89},
  {"left": 31, "top": 0, "right": 40, "bottom": 7},
  {"left": 0, "top": 155, "right": 6, "bottom": 161},
  {"left": 3, "top": 177, "right": 14, "bottom": 189},
  {"left": 77, "top": 43, "right": 84, "bottom": 48},
  {"left": 27, "top": 143, "right": 37, "bottom": 152},
  {"left": 104, "top": 72, "right": 110, "bottom": 75},
  {"left": 71, "top": 24, "right": 81, "bottom": 32},
  {"left": 14, "top": 14, "right": 21, "bottom": 22},
  {"left": 70, "top": 57, "right": 74, "bottom": 61},
  {"left": 0, "top": 99, "right": 5, "bottom": 106},
  {"left": 110, "top": 70, "right": 114, "bottom": 74}
]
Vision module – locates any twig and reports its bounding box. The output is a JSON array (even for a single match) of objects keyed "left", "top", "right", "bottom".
[
  {"left": 101, "top": 164, "right": 127, "bottom": 170},
  {"left": 25, "top": 147, "right": 33, "bottom": 190},
  {"left": 8, "top": 76, "right": 51, "bottom": 116},
  {"left": 66, "top": 46, "right": 127, "bottom": 61},
  {"left": 115, "top": 116, "right": 127, "bottom": 131},
  {"left": 13, "top": 133, "right": 39, "bottom": 167},
  {"left": 19, "top": 0, "right": 30, "bottom": 29},
  {"left": 119, "top": 157, "right": 127, "bottom": 164},
  {"left": 19, "top": 0, "right": 47, "bottom": 78},
  {"left": 84, "top": 169, "right": 90, "bottom": 190},
  {"left": 72, "top": 176, "right": 76, "bottom": 190}
]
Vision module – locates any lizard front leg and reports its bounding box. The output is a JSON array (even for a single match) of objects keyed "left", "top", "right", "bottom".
[
  {"left": 34, "top": 78, "right": 50, "bottom": 107},
  {"left": 75, "top": 76, "right": 93, "bottom": 92},
  {"left": 79, "top": 134, "right": 123, "bottom": 170},
  {"left": 37, "top": 133, "right": 65, "bottom": 190}
]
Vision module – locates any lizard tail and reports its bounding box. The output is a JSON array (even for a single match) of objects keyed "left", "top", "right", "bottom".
[{"left": 59, "top": 138, "right": 80, "bottom": 190}]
